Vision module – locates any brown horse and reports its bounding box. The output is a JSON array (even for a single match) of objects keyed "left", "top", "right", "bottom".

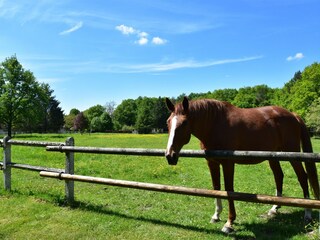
[{"left": 165, "top": 97, "right": 319, "bottom": 233}]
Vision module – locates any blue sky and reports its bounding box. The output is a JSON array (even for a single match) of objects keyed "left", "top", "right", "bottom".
[{"left": 1, "top": 0, "right": 319, "bottom": 113}]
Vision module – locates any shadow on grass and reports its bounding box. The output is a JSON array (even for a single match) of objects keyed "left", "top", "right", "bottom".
[
  {"left": 6, "top": 189, "right": 317, "bottom": 239},
  {"left": 70, "top": 200, "right": 318, "bottom": 239},
  {"left": 233, "top": 210, "right": 319, "bottom": 240},
  {"left": 70, "top": 200, "right": 226, "bottom": 237}
]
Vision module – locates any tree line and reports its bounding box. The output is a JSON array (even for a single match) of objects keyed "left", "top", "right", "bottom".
[
  {"left": 1, "top": 55, "right": 320, "bottom": 136},
  {"left": 63, "top": 97, "right": 168, "bottom": 134}
]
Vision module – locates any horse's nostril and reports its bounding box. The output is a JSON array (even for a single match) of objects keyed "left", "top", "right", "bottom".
[{"left": 166, "top": 153, "right": 178, "bottom": 165}]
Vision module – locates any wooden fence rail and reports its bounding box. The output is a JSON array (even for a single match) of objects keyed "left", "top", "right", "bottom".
[
  {"left": 2, "top": 136, "right": 320, "bottom": 209},
  {"left": 46, "top": 145, "right": 320, "bottom": 163},
  {"left": 40, "top": 171, "right": 320, "bottom": 209},
  {"left": 0, "top": 138, "right": 65, "bottom": 173},
  {"left": 1, "top": 136, "right": 74, "bottom": 202}
]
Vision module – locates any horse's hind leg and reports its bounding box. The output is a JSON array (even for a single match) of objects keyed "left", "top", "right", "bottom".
[
  {"left": 268, "top": 161, "right": 284, "bottom": 216},
  {"left": 221, "top": 162, "right": 236, "bottom": 233},
  {"left": 207, "top": 160, "right": 223, "bottom": 223},
  {"left": 290, "top": 161, "right": 312, "bottom": 223}
]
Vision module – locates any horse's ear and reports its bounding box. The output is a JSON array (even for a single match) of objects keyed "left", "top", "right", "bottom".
[
  {"left": 183, "top": 97, "right": 189, "bottom": 114},
  {"left": 165, "top": 98, "right": 175, "bottom": 112}
]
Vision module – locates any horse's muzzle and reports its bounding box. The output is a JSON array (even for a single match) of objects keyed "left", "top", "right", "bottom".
[{"left": 165, "top": 152, "right": 178, "bottom": 165}]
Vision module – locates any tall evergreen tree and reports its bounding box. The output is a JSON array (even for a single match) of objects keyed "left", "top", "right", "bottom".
[{"left": 46, "top": 98, "right": 64, "bottom": 132}]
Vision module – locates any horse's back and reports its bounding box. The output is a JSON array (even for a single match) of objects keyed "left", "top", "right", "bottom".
[{"left": 218, "top": 105, "right": 302, "bottom": 152}]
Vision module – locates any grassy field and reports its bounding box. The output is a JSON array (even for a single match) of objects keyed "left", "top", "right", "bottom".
[{"left": 0, "top": 133, "right": 320, "bottom": 239}]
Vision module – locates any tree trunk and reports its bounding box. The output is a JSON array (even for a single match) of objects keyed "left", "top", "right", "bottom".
[{"left": 7, "top": 122, "right": 12, "bottom": 137}]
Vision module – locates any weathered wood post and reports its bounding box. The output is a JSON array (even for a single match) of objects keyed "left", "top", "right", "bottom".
[
  {"left": 3, "top": 136, "right": 11, "bottom": 191},
  {"left": 65, "top": 137, "right": 74, "bottom": 204}
]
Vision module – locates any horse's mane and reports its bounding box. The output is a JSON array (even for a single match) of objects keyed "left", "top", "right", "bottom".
[{"left": 175, "top": 99, "right": 231, "bottom": 118}]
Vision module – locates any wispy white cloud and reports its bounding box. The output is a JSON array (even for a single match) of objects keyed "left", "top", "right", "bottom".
[
  {"left": 115, "top": 24, "right": 167, "bottom": 46},
  {"left": 121, "top": 56, "right": 263, "bottom": 73},
  {"left": 0, "top": 1, "right": 86, "bottom": 35},
  {"left": 22, "top": 55, "right": 262, "bottom": 75},
  {"left": 60, "top": 21, "right": 83, "bottom": 35},
  {"left": 0, "top": 1, "right": 63, "bottom": 23},
  {"left": 286, "top": 52, "right": 304, "bottom": 61},
  {"left": 0, "top": 1, "right": 22, "bottom": 18}
]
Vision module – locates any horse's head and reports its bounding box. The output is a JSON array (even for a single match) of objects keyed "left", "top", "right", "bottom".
[{"left": 165, "top": 97, "right": 191, "bottom": 165}]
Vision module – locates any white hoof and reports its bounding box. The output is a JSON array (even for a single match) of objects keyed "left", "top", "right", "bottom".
[
  {"left": 267, "top": 209, "right": 277, "bottom": 216},
  {"left": 221, "top": 221, "right": 235, "bottom": 234},
  {"left": 268, "top": 205, "right": 280, "bottom": 216},
  {"left": 222, "top": 225, "right": 234, "bottom": 234},
  {"left": 210, "top": 217, "right": 220, "bottom": 223}
]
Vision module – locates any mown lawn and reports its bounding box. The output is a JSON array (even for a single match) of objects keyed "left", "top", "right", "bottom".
[{"left": 0, "top": 133, "right": 320, "bottom": 239}]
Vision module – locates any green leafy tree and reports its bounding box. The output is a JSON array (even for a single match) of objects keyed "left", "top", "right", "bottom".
[
  {"left": 90, "top": 112, "right": 113, "bottom": 132},
  {"left": 135, "top": 97, "right": 157, "bottom": 134},
  {"left": 14, "top": 82, "right": 49, "bottom": 133},
  {"left": 232, "top": 86, "right": 256, "bottom": 108},
  {"left": 100, "top": 112, "right": 113, "bottom": 131},
  {"left": 287, "top": 63, "right": 320, "bottom": 118},
  {"left": 209, "top": 89, "right": 238, "bottom": 102},
  {"left": 70, "top": 108, "right": 80, "bottom": 115},
  {"left": 0, "top": 55, "right": 49, "bottom": 136},
  {"left": 187, "top": 92, "right": 205, "bottom": 100},
  {"left": 84, "top": 104, "right": 106, "bottom": 131},
  {"left": 91, "top": 117, "right": 103, "bottom": 132},
  {"left": 272, "top": 71, "right": 302, "bottom": 108},
  {"left": 85, "top": 105, "right": 105, "bottom": 123},
  {"left": 113, "top": 99, "right": 137, "bottom": 130},
  {"left": 153, "top": 97, "right": 169, "bottom": 131},
  {"left": 232, "top": 85, "right": 274, "bottom": 108},
  {"left": 306, "top": 97, "right": 320, "bottom": 135},
  {"left": 64, "top": 108, "right": 80, "bottom": 131}
]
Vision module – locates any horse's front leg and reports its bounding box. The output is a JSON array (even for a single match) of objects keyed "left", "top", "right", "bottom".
[
  {"left": 207, "top": 160, "right": 222, "bottom": 223},
  {"left": 222, "top": 162, "right": 236, "bottom": 234}
]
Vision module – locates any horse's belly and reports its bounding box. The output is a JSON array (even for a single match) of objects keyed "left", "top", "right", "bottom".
[
  {"left": 214, "top": 158, "right": 266, "bottom": 165},
  {"left": 233, "top": 159, "right": 266, "bottom": 165}
]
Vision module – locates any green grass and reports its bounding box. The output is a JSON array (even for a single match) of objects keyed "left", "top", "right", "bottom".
[{"left": 0, "top": 133, "right": 320, "bottom": 239}]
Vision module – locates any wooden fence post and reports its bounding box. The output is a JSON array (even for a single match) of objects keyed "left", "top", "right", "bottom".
[
  {"left": 65, "top": 137, "right": 74, "bottom": 204},
  {"left": 3, "top": 136, "right": 11, "bottom": 191}
]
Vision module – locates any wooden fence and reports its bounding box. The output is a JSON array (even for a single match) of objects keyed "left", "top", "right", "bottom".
[{"left": 2, "top": 136, "right": 320, "bottom": 210}]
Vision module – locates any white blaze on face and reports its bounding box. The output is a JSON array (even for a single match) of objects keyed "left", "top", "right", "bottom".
[{"left": 166, "top": 116, "right": 178, "bottom": 154}]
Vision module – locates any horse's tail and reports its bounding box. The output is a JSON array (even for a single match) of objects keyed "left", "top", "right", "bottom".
[{"left": 295, "top": 114, "right": 320, "bottom": 200}]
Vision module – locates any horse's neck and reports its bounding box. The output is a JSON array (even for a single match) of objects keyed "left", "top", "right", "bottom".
[
  {"left": 191, "top": 117, "right": 212, "bottom": 148},
  {"left": 189, "top": 101, "right": 223, "bottom": 148}
]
